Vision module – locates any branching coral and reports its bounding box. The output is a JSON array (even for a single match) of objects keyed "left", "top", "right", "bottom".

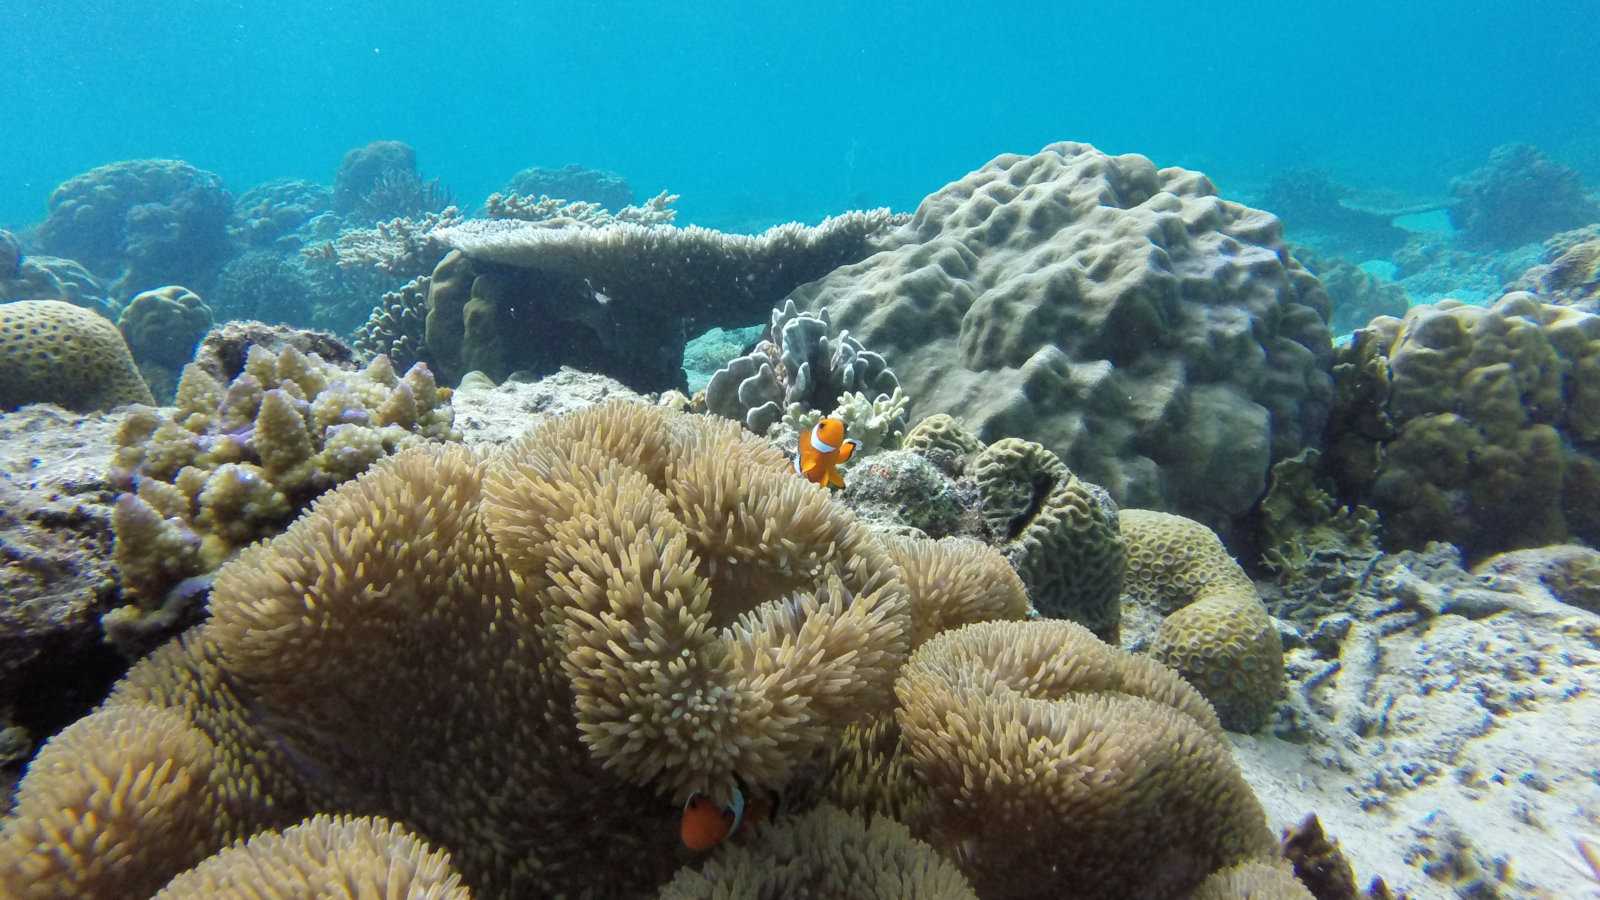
[
  {"left": 484, "top": 189, "right": 678, "bottom": 227},
  {"left": 302, "top": 207, "right": 463, "bottom": 280},
  {"left": 106, "top": 346, "right": 456, "bottom": 639},
  {"left": 893, "top": 619, "right": 1276, "bottom": 899}
]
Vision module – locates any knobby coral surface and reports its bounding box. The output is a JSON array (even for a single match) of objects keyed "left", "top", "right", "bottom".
[{"left": 0, "top": 299, "right": 154, "bottom": 412}]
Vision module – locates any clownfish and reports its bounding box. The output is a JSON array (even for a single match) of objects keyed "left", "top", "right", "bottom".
[
  {"left": 680, "top": 783, "right": 781, "bottom": 851},
  {"left": 793, "top": 417, "right": 859, "bottom": 489}
]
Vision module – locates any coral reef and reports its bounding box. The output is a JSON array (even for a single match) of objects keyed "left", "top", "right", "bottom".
[
  {"left": 1119, "top": 508, "right": 1284, "bottom": 732},
  {"left": 970, "top": 437, "right": 1124, "bottom": 642},
  {"left": 504, "top": 163, "right": 635, "bottom": 211},
  {"left": 892, "top": 619, "right": 1277, "bottom": 898},
  {"left": 1258, "top": 169, "right": 1409, "bottom": 259},
  {"left": 1325, "top": 292, "right": 1600, "bottom": 559},
  {"left": 332, "top": 140, "right": 450, "bottom": 221},
  {"left": 1448, "top": 143, "right": 1600, "bottom": 249},
  {"left": 683, "top": 323, "right": 762, "bottom": 393},
  {"left": 117, "top": 286, "right": 214, "bottom": 403},
  {"left": 352, "top": 272, "right": 431, "bottom": 371},
  {"left": 706, "top": 299, "right": 904, "bottom": 435},
  {"left": 226, "top": 178, "right": 334, "bottom": 251},
  {"left": 0, "top": 236, "right": 116, "bottom": 319},
  {"left": 106, "top": 346, "right": 456, "bottom": 633},
  {"left": 788, "top": 142, "right": 1334, "bottom": 529},
  {"left": 208, "top": 250, "right": 315, "bottom": 326},
  {"left": 304, "top": 207, "right": 462, "bottom": 281},
  {"left": 0, "top": 299, "right": 154, "bottom": 412},
  {"left": 838, "top": 449, "right": 986, "bottom": 541},
  {"left": 190, "top": 319, "right": 356, "bottom": 384},
  {"left": 1255, "top": 449, "right": 1381, "bottom": 581},
  {"left": 901, "top": 413, "right": 984, "bottom": 475},
  {"left": 426, "top": 209, "right": 901, "bottom": 388},
  {"left": 484, "top": 189, "right": 678, "bottom": 226},
  {"left": 658, "top": 804, "right": 978, "bottom": 900},
  {"left": 1508, "top": 229, "right": 1600, "bottom": 311},
  {"left": 34, "top": 159, "right": 232, "bottom": 300},
  {"left": 1292, "top": 245, "right": 1409, "bottom": 336}
]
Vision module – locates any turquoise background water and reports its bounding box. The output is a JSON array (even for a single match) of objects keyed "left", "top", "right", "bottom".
[{"left": 5, "top": 0, "right": 1597, "bottom": 229}]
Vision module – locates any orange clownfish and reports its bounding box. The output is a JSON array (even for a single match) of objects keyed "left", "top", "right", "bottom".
[
  {"left": 793, "top": 417, "right": 859, "bottom": 489},
  {"left": 680, "top": 784, "right": 781, "bottom": 851}
]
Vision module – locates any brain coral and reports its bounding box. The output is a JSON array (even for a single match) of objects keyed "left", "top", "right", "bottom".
[
  {"left": 1328, "top": 292, "right": 1600, "bottom": 559},
  {"left": 0, "top": 299, "right": 154, "bottom": 411},
  {"left": 892, "top": 619, "right": 1276, "bottom": 899},
  {"left": 970, "top": 437, "right": 1125, "bottom": 642},
  {"left": 4, "top": 403, "right": 967, "bottom": 897},
  {"left": 1119, "top": 508, "right": 1284, "bottom": 732},
  {"left": 788, "top": 142, "right": 1334, "bottom": 528}
]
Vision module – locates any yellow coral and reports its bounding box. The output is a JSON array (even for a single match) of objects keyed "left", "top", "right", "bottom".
[{"left": 0, "top": 298, "right": 154, "bottom": 411}]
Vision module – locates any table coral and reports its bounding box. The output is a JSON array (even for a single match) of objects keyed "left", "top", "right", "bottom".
[
  {"left": 0, "top": 299, "right": 154, "bottom": 412},
  {"left": 788, "top": 141, "right": 1334, "bottom": 530},
  {"left": 1327, "top": 292, "right": 1600, "bottom": 559},
  {"left": 106, "top": 346, "right": 456, "bottom": 638},
  {"left": 1120, "top": 508, "right": 1284, "bottom": 732}
]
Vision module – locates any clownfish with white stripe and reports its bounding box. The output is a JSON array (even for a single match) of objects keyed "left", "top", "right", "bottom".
[{"left": 793, "top": 417, "right": 859, "bottom": 489}]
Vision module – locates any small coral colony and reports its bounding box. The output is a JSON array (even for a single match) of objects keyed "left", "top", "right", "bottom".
[{"left": 0, "top": 136, "right": 1598, "bottom": 899}]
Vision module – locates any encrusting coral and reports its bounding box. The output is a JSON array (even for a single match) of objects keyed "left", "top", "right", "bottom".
[
  {"left": 152, "top": 815, "right": 471, "bottom": 900},
  {"left": 657, "top": 804, "right": 977, "bottom": 900},
  {"left": 0, "top": 298, "right": 155, "bottom": 412},
  {"left": 970, "top": 437, "right": 1125, "bottom": 643},
  {"left": 891, "top": 619, "right": 1278, "bottom": 899},
  {"left": 4, "top": 402, "right": 1052, "bottom": 897},
  {"left": 1119, "top": 508, "right": 1285, "bottom": 732},
  {"left": 106, "top": 345, "right": 457, "bottom": 639}
]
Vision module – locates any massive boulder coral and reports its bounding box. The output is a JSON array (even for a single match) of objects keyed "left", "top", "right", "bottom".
[
  {"left": 34, "top": 159, "right": 232, "bottom": 300},
  {"left": 0, "top": 299, "right": 154, "bottom": 411},
  {"left": 890, "top": 619, "right": 1278, "bottom": 898},
  {"left": 1447, "top": 144, "right": 1600, "bottom": 249},
  {"left": 425, "top": 209, "right": 902, "bottom": 388},
  {"left": 1326, "top": 292, "right": 1600, "bottom": 559},
  {"left": 787, "top": 142, "right": 1334, "bottom": 528},
  {"left": 0, "top": 235, "right": 116, "bottom": 319},
  {"left": 106, "top": 346, "right": 456, "bottom": 634},
  {"left": 1119, "top": 508, "right": 1284, "bottom": 732},
  {"left": 117, "top": 285, "right": 214, "bottom": 403},
  {"left": 706, "top": 299, "right": 904, "bottom": 435},
  {"left": 0, "top": 404, "right": 955, "bottom": 896}
]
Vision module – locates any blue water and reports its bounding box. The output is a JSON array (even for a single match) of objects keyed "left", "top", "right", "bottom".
[{"left": 5, "top": 0, "right": 1598, "bottom": 231}]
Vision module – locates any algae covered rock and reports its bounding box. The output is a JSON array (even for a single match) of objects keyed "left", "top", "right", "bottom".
[
  {"left": 789, "top": 142, "right": 1333, "bottom": 529},
  {"left": 0, "top": 299, "right": 154, "bottom": 412}
]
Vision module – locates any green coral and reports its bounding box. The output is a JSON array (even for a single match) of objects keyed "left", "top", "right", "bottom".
[
  {"left": 106, "top": 346, "right": 457, "bottom": 641},
  {"left": 1258, "top": 449, "right": 1380, "bottom": 579},
  {"left": 971, "top": 438, "right": 1125, "bottom": 643},
  {"left": 0, "top": 299, "right": 154, "bottom": 411},
  {"left": 1119, "top": 509, "right": 1284, "bottom": 732}
]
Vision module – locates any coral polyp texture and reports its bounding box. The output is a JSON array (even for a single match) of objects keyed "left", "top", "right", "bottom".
[
  {"left": 787, "top": 141, "right": 1334, "bottom": 529},
  {"left": 426, "top": 209, "right": 902, "bottom": 388},
  {"left": 106, "top": 346, "right": 457, "bottom": 635},
  {"left": 891, "top": 619, "right": 1277, "bottom": 898},
  {"left": 0, "top": 299, "right": 154, "bottom": 412},
  {"left": 1118, "top": 508, "right": 1284, "bottom": 732},
  {"left": 1327, "top": 292, "right": 1600, "bottom": 560}
]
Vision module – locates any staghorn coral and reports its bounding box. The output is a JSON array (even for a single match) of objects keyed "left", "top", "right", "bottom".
[
  {"left": 152, "top": 815, "right": 471, "bottom": 900},
  {"left": 1325, "top": 293, "right": 1600, "bottom": 559},
  {"left": 789, "top": 142, "right": 1334, "bottom": 529},
  {"left": 0, "top": 299, "right": 154, "bottom": 411},
  {"left": 106, "top": 346, "right": 456, "bottom": 635},
  {"left": 427, "top": 209, "right": 901, "bottom": 388},
  {"left": 1120, "top": 508, "right": 1284, "bottom": 732},
  {"left": 971, "top": 437, "right": 1125, "bottom": 642},
  {"left": 879, "top": 534, "right": 1029, "bottom": 648},
  {"left": 708, "top": 298, "right": 904, "bottom": 436},
  {"left": 894, "top": 619, "right": 1275, "bottom": 899},
  {"left": 118, "top": 285, "right": 214, "bottom": 403},
  {"left": 656, "top": 804, "right": 977, "bottom": 900}
]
